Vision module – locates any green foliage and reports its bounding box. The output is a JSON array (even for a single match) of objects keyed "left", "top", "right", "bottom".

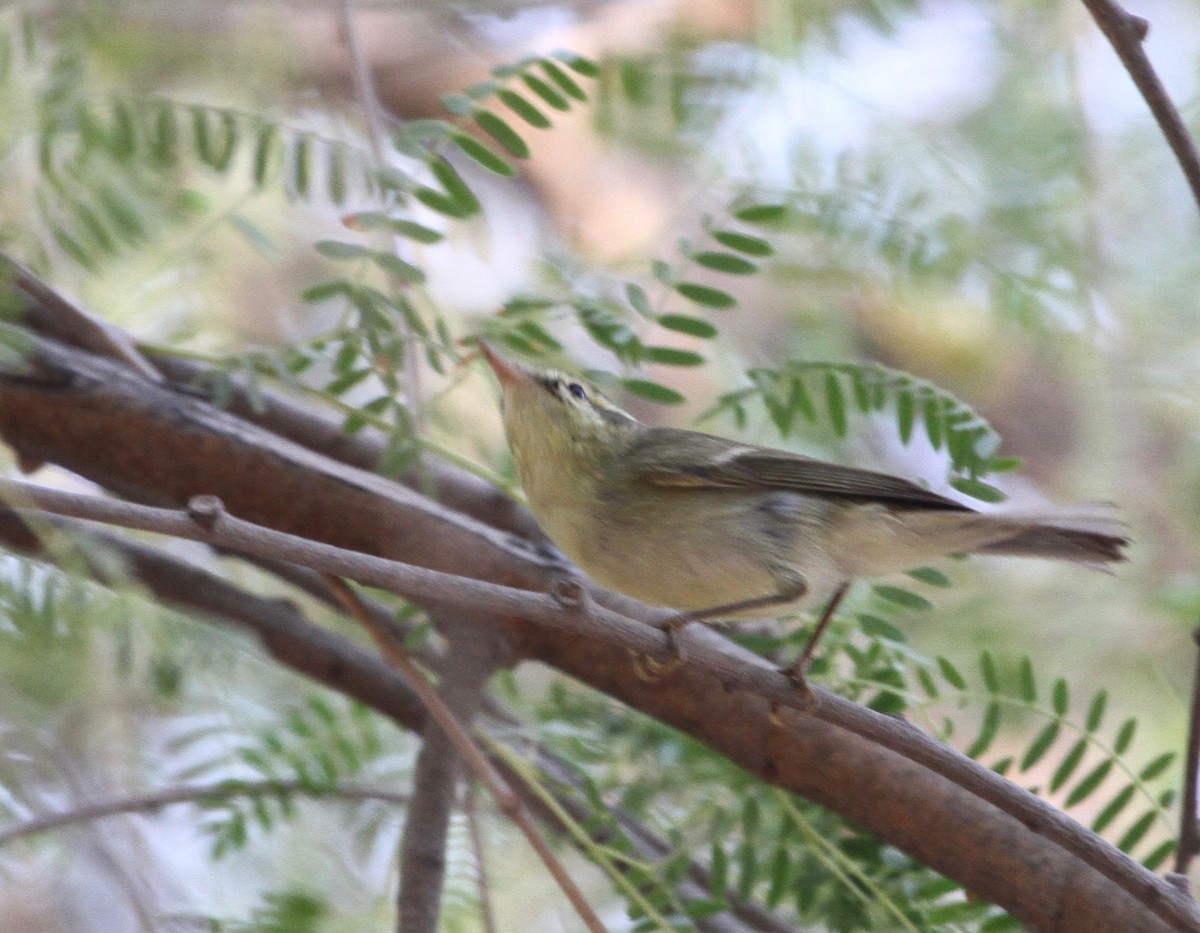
[
  {"left": 226, "top": 890, "right": 329, "bottom": 933},
  {"left": 175, "top": 695, "right": 384, "bottom": 859},
  {"left": 704, "top": 359, "right": 1011, "bottom": 493}
]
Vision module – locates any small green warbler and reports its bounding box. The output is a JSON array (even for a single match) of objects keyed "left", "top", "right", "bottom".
[{"left": 481, "top": 344, "right": 1128, "bottom": 678}]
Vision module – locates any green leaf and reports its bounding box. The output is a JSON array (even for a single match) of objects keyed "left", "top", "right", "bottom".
[
  {"left": 451, "top": 132, "right": 516, "bottom": 177},
  {"left": 987, "top": 456, "right": 1024, "bottom": 473},
  {"left": 1020, "top": 721, "right": 1059, "bottom": 772},
  {"left": 1142, "top": 839, "right": 1176, "bottom": 872},
  {"left": 384, "top": 219, "right": 444, "bottom": 243},
  {"left": 923, "top": 395, "right": 943, "bottom": 449},
  {"left": 906, "top": 567, "right": 951, "bottom": 588},
  {"left": 657, "top": 314, "right": 716, "bottom": 339},
  {"left": 712, "top": 230, "right": 774, "bottom": 256},
  {"left": 292, "top": 133, "right": 312, "bottom": 196},
  {"left": 824, "top": 372, "right": 847, "bottom": 437},
  {"left": 327, "top": 144, "right": 348, "bottom": 203},
  {"left": 253, "top": 123, "right": 279, "bottom": 187},
  {"left": 949, "top": 477, "right": 1006, "bottom": 503},
  {"left": 497, "top": 89, "right": 551, "bottom": 128},
  {"left": 1049, "top": 737, "right": 1088, "bottom": 793},
  {"left": 966, "top": 702, "right": 1000, "bottom": 758},
  {"left": 1139, "top": 752, "right": 1175, "bottom": 781},
  {"left": 371, "top": 252, "right": 427, "bottom": 284},
  {"left": 1066, "top": 759, "right": 1113, "bottom": 808},
  {"left": 625, "top": 283, "right": 651, "bottom": 316},
  {"left": 1085, "top": 690, "right": 1108, "bottom": 732},
  {"left": 850, "top": 371, "right": 871, "bottom": 412},
  {"left": 980, "top": 651, "right": 999, "bottom": 693},
  {"left": 937, "top": 656, "right": 967, "bottom": 691},
  {"left": 675, "top": 282, "right": 736, "bottom": 309},
  {"left": 474, "top": 110, "right": 531, "bottom": 158},
  {"left": 315, "top": 240, "right": 369, "bottom": 260},
  {"left": 521, "top": 72, "right": 569, "bottom": 110},
  {"left": 859, "top": 613, "right": 905, "bottom": 642},
  {"left": 552, "top": 49, "right": 601, "bottom": 77},
  {"left": 692, "top": 251, "right": 758, "bottom": 275},
  {"left": 515, "top": 319, "right": 562, "bottom": 351},
  {"left": 301, "top": 280, "right": 350, "bottom": 302},
  {"left": 873, "top": 585, "right": 931, "bottom": 610},
  {"left": 896, "top": 389, "right": 915, "bottom": 443},
  {"left": 734, "top": 203, "right": 787, "bottom": 224},
  {"left": 151, "top": 101, "right": 178, "bottom": 167},
  {"left": 192, "top": 106, "right": 213, "bottom": 164},
  {"left": 539, "top": 58, "right": 587, "bottom": 101},
  {"left": 621, "top": 379, "right": 684, "bottom": 405},
  {"left": 766, "top": 847, "right": 790, "bottom": 908},
  {"left": 1092, "top": 784, "right": 1135, "bottom": 833},
  {"left": 645, "top": 346, "right": 704, "bottom": 367},
  {"left": 430, "top": 157, "right": 481, "bottom": 213},
  {"left": 709, "top": 843, "right": 728, "bottom": 898},
  {"left": 1052, "top": 678, "right": 1069, "bottom": 716},
  {"left": 1117, "top": 810, "right": 1156, "bottom": 853},
  {"left": 1018, "top": 656, "right": 1036, "bottom": 703},
  {"left": 1114, "top": 718, "right": 1136, "bottom": 754},
  {"left": 414, "top": 188, "right": 472, "bottom": 218}
]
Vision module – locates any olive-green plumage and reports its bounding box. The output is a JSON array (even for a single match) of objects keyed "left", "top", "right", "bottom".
[{"left": 482, "top": 345, "right": 1128, "bottom": 617}]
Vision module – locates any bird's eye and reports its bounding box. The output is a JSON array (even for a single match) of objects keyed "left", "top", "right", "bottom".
[{"left": 567, "top": 382, "right": 587, "bottom": 401}]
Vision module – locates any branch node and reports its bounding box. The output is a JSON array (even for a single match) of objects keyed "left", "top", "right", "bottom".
[
  {"left": 1165, "top": 872, "right": 1191, "bottom": 895},
  {"left": 1129, "top": 13, "right": 1150, "bottom": 40},
  {"left": 187, "top": 494, "right": 226, "bottom": 529},
  {"left": 551, "top": 575, "right": 587, "bottom": 611}
]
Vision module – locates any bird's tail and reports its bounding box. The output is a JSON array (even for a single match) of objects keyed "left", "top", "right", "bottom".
[{"left": 969, "top": 504, "right": 1129, "bottom": 567}]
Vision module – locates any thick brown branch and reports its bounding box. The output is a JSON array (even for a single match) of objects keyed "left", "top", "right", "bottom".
[{"left": 0, "top": 327, "right": 1193, "bottom": 931}]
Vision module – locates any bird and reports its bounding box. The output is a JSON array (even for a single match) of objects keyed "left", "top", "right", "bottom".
[{"left": 480, "top": 343, "right": 1129, "bottom": 682}]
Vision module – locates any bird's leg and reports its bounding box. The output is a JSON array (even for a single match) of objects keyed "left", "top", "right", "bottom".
[
  {"left": 650, "top": 573, "right": 809, "bottom": 667},
  {"left": 781, "top": 583, "right": 850, "bottom": 689}
]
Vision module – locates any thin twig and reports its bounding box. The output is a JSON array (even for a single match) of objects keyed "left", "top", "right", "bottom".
[
  {"left": 1, "top": 252, "right": 162, "bottom": 382},
  {"left": 334, "top": 0, "right": 425, "bottom": 431},
  {"left": 323, "top": 576, "right": 606, "bottom": 933},
  {"left": 1174, "top": 626, "right": 1200, "bottom": 876},
  {"left": 0, "top": 780, "right": 411, "bottom": 848},
  {"left": 464, "top": 780, "right": 498, "bottom": 933},
  {"left": 1079, "top": 0, "right": 1200, "bottom": 216}
]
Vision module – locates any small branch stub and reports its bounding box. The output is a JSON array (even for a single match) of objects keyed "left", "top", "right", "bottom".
[{"left": 186, "top": 495, "right": 226, "bottom": 530}]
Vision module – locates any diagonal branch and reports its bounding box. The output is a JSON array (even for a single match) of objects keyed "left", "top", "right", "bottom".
[
  {"left": 325, "top": 576, "right": 606, "bottom": 933},
  {"left": 1079, "top": 0, "right": 1200, "bottom": 215}
]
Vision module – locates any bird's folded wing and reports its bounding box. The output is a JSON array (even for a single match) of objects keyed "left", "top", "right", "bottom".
[{"left": 630, "top": 428, "right": 967, "bottom": 510}]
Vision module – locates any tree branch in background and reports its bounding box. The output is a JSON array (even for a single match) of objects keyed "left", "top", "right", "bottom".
[
  {"left": 0, "top": 781, "right": 411, "bottom": 848},
  {"left": 1, "top": 252, "right": 162, "bottom": 382},
  {"left": 324, "top": 576, "right": 605, "bottom": 933},
  {"left": 1079, "top": 0, "right": 1200, "bottom": 215},
  {"left": 1175, "top": 627, "right": 1200, "bottom": 876}
]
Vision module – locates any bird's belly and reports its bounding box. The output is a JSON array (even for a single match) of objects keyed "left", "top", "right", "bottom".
[{"left": 542, "top": 491, "right": 842, "bottom": 615}]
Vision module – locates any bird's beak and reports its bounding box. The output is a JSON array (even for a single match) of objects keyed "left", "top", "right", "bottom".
[{"left": 479, "top": 341, "right": 530, "bottom": 387}]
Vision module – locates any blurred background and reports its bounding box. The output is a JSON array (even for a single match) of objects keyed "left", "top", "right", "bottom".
[{"left": 1, "top": 0, "right": 1199, "bottom": 929}]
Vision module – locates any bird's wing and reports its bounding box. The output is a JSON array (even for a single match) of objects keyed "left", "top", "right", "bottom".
[{"left": 629, "top": 428, "right": 968, "bottom": 510}]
